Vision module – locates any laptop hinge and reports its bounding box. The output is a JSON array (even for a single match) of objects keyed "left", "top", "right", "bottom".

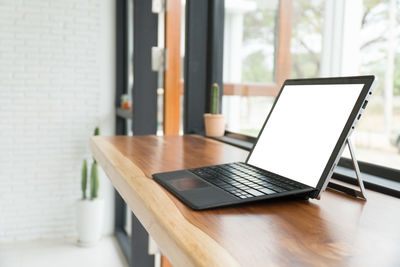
[{"left": 327, "top": 138, "right": 367, "bottom": 200}]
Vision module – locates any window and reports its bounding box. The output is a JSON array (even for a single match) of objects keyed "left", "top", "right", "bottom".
[
  {"left": 180, "top": 0, "right": 399, "bottom": 194},
  {"left": 221, "top": 0, "right": 400, "bottom": 175},
  {"left": 350, "top": 0, "right": 400, "bottom": 170},
  {"left": 223, "top": 0, "right": 277, "bottom": 84},
  {"left": 222, "top": 0, "right": 277, "bottom": 137},
  {"left": 222, "top": 0, "right": 325, "bottom": 137}
]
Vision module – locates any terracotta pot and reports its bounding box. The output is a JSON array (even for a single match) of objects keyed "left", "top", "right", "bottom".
[{"left": 204, "top": 113, "right": 225, "bottom": 137}]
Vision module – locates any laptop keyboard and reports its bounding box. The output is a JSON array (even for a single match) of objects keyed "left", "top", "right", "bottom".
[{"left": 190, "top": 162, "right": 308, "bottom": 199}]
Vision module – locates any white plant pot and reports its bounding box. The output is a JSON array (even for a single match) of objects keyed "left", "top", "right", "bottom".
[{"left": 76, "top": 198, "right": 104, "bottom": 247}]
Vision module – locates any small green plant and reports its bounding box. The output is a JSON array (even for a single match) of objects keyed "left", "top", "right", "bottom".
[
  {"left": 210, "top": 83, "right": 220, "bottom": 114},
  {"left": 94, "top": 127, "right": 100, "bottom": 136},
  {"left": 81, "top": 127, "right": 100, "bottom": 200},
  {"left": 90, "top": 161, "right": 99, "bottom": 200},
  {"left": 81, "top": 159, "right": 87, "bottom": 199}
]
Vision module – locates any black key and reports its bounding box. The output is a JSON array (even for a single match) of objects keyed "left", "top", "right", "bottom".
[
  {"left": 269, "top": 186, "right": 286, "bottom": 193},
  {"left": 259, "top": 182, "right": 273, "bottom": 187},
  {"left": 259, "top": 188, "right": 276, "bottom": 195},
  {"left": 247, "top": 189, "right": 264, "bottom": 197},
  {"left": 280, "top": 184, "right": 295, "bottom": 190},
  {"left": 203, "top": 174, "right": 217, "bottom": 180}
]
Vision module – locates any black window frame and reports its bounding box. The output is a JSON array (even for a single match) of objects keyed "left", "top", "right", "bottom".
[
  {"left": 184, "top": 0, "right": 224, "bottom": 134},
  {"left": 114, "top": 0, "right": 158, "bottom": 266}
]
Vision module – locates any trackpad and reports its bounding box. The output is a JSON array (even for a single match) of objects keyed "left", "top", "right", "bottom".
[{"left": 169, "top": 177, "right": 210, "bottom": 191}]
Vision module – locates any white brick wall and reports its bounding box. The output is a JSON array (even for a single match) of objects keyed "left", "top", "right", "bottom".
[{"left": 0, "top": 0, "right": 115, "bottom": 242}]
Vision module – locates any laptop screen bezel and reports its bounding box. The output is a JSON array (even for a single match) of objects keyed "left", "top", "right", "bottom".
[{"left": 244, "top": 75, "right": 375, "bottom": 192}]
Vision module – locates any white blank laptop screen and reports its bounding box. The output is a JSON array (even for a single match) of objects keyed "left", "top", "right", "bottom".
[{"left": 247, "top": 84, "right": 364, "bottom": 187}]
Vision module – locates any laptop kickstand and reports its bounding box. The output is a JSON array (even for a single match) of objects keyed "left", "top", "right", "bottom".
[{"left": 328, "top": 138, "right": 367, "bottom": 200}]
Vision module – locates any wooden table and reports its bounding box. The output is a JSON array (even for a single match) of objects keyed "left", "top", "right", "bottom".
[{"left": 91, "top": 135, "right": 400, "bottom": 267}]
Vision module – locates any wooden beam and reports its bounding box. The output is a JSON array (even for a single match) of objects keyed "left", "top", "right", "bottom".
[
  {"left": 223, "top": 83, "right": 280, "bottom": 96},
  {"left": 161, "top": 256, "right": 174, "bottom": 267},
  {"left": 163, "top": 0, "right": 182, "bottom": 135},
  {"left": 275, "top": 0, "right": 293, "bottom": 85}
]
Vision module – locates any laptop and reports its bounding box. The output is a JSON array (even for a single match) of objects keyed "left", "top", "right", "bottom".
[{"left": 153, "top": 76, "right": 376, "bottom": 210}]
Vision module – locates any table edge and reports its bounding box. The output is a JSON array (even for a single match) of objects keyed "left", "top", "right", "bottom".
[{"left": 90, "top": 136, "right": 241, "bottom": 267}]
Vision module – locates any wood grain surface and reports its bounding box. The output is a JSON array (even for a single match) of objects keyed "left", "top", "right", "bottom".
[{"left": 91, "top": 135, "right": 400, "bottom": 267}]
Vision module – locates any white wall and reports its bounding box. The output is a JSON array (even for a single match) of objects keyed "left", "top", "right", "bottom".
[{"left": 0, "top": 0, "right": 115, "bottom": 242}]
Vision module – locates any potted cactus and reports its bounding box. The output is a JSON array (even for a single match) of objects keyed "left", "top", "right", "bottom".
[
  {"left": 76, "top": 127, "right": 103, "bottom": 247},
  {"left": 204, "top": 83, "right": 225, "bottom": 137}
]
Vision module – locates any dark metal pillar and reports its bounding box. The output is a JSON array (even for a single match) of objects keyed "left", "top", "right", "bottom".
[{"left": 184, "top": 0, "right": 225, "bottom": 134}]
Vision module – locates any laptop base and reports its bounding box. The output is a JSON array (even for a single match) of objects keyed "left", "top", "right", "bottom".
[
  {"left": 153, "top": 163, "right": 316, "bottom": 210},
  {"left": 327, "top": 138, "right": 367, "bottom": 200}
]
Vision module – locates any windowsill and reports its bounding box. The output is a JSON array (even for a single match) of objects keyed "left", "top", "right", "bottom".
[
  {"left": 212, "top": 135, "right": 254, "bottom": 150},
  {"left": 333, "top": 166, "right": 400, "bottom": 198},
  {"left": 209, "top": 133, "right": 400, "bottom": 199},
  {"left": 116, "top": 107, "right": 133, "bottom": 120}
]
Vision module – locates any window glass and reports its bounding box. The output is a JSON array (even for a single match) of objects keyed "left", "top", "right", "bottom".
[
  {"left": 223, "top": 0, "right": 278, "bottom": 136},
  {"left": 352, "top": 0, "right": 400, "bottom": 170},
  {"left": 222, "top": 0, "right": 324, "bottom": 136},
  {"left": 290, "top": 0, "right": 324, "bottom": 78},
  {"left": 180, "top": 0, "right": 185, "bottom": 134},
  {"left": 221, "top": 0, "right": 399, "bottom": 172},
  {"left": 223, "top": 0, "right": 277, "bottom": 84}
]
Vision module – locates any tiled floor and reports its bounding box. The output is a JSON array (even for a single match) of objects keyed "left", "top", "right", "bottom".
[{"left": 0, "top": 236, "right": 128, "bottom": 267}]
